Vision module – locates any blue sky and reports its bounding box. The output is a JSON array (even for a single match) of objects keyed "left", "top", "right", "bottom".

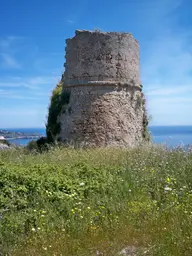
[{"left": 0, "top": 0, "right": 192, "bottom": 128}]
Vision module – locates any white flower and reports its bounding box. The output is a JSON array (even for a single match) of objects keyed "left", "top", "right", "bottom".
[
  {"left": 80, "top": 182, "right": 85, "bottom": 186},
  {"left": 164, "top": 186, "right": 172, "bottom": 191}
]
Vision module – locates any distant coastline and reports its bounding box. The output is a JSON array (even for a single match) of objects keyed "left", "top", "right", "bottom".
[
  {"left": 0, "top": 129, "right": 43, "bottom": 141},
  {"left": 1, "top": 126, "right": 192, "bottom": 147},
  {"left": 6, "top": 135, "right": 41, "bottom": 140}
]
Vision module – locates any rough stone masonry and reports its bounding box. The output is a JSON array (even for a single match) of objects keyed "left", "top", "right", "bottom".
[{"left": 57, "top": 30, "right": 148, "bottom": 147}]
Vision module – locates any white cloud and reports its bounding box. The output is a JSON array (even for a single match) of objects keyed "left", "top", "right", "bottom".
[
  {"left": 142, "top": 33, "right": 192, "bottom": 125},
  {"left": 145, "top": 85, "right": 192, "bottom": 96},
  {"left": 138, "top": 1, "right": 192, "bottom": 125},
  {"left": 0, "top": 109, "right": 43, "bottom": 116},
  {"left": 67, "top": 19, "right": 75, "bottom": 24},
  {"left": 0, "top": 107, "right": 47, "bottom": 128},
  {"left": 0, "top": 74, "right": 59, "bottom": 104},
  {"left": 0, "top": 36, "right": 17, "bottom": 49},
  {"left": 0, "top": 53, "right": 21, "bottom": 69},
  {"left": 0, "top": 91, "right": 51, "bottom": 100},
  {"left": 0, "top": 75, "right": 59, "bottom": 90},
  {"left": 142, "top": 34, "right": 192, "bottom": 87},
  {"left": 0, "top": 36, "right": 22, "bottom": 69}
]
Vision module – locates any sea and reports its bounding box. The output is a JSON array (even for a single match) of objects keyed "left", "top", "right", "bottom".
[
  {"left": 3, "top": 128, "right": 46, "bottom": 146},
  {"left": 1, "top": 126, "right": 192, "bottom": 148}
]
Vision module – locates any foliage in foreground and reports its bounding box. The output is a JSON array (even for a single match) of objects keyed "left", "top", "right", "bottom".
[
  {"left": 26, "top": 137, "right": 50, "bottom": 152},
  {"left": 0, "top": 139, "right": 11, "bottom": 146},
  {"left": 0, "top": 145, "right": 192, "bottom": 255}
]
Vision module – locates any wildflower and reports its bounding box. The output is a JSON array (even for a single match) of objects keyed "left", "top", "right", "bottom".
[
  {"left": 31, "top": 228, "right": 36, "bottom": 232},
  {"left": 42, "top": 247, "right": 47, "bottom": 250},
  {"left": 87, "top": 206, "right": 91, "bottom": 210},
  {"left": 80, "top": 182, "right": 85, "bottom": 186},
  {"left": 71, "top": 209, "right": 75, "bottom": 214},
  {"left": 76, "top": 201, "right": 82, "bottom": 205},
  {"left": 166, "top": 177, "right": 171, "bottom": 183},
  {"left": 164, "top": 186, "right": 172, "bottom": 191}
]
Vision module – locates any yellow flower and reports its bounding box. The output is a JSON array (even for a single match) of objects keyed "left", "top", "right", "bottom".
[
  {"left": 90, "top": 226, "right": 97, "bottom": 230},
  {"left": 167, "top": 177, "right": 171, "bottom": 183}
]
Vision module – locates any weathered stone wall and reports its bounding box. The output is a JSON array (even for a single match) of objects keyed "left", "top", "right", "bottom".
[
  {"left": 64, "top": 30, "right": 140, "bottom": 87},
  {"left": 58, "top": 30, "right": 147, "bottom": 148}
]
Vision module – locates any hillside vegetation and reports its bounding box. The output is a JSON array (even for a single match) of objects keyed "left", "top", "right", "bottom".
[{"left": 0, "top": 145, "right": 192, "bottom": 255}]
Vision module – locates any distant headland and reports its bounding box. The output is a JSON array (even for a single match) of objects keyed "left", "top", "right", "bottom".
[{"left": 0, "top": 129, "right": 42, "bottom": 140}]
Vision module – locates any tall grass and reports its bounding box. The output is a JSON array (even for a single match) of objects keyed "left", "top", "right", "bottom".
[{"left": 0, "top": 145, "right": 192, "bottom": 255}]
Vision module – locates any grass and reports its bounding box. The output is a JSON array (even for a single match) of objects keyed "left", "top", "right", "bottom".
[{"left": 0, "top": 144, "right": 192, "bottom": 255}]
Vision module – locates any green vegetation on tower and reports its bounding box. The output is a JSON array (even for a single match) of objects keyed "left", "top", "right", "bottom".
[{"left": 46, "top": 80, "right": 71, "bottom": 143}]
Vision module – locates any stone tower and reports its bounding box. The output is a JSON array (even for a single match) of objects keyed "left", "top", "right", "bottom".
[{"left": 57, "top": 30, "right": 148, "bottom": 147}]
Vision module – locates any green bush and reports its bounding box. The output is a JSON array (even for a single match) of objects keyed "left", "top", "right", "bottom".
[
  {"left": 0, "top": 139, "right": 11, "bottom": 146},
  {"left": 141, "top": 92, "right": 151, "bottom": 142},
  {"left": 26, "top": 137, "right": 49, "bottom": 152},
  {"left": 46, "top": 81, "right": 71, "bottom": 143},
  {"left": 26, "top": 140, "right": 39, "bottom": 151}
]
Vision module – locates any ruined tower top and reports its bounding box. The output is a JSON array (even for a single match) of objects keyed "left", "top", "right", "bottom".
[{"left": 64, "top": 29, "right": 140, "bottom": 88}]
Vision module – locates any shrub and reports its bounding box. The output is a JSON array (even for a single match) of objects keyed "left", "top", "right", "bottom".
[
  {"left": 26, "top": 137, "right": 49, "bottom": 152},
  {"left": 26, "top": 140, "right": 39, "bottom": 151},
  {"left": 46, "top": 81, "right": 71, "bottom": 143},
  {"left": 141, "top": 92, "right": 151, "bottom": 142},
  {"left": 0, "top": 139, "right": 11, "bottom": 146}
]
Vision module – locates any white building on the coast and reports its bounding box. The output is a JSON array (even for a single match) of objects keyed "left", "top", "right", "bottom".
[{"left": 0, "top": 136, "right": 5, "bottom": 140}]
